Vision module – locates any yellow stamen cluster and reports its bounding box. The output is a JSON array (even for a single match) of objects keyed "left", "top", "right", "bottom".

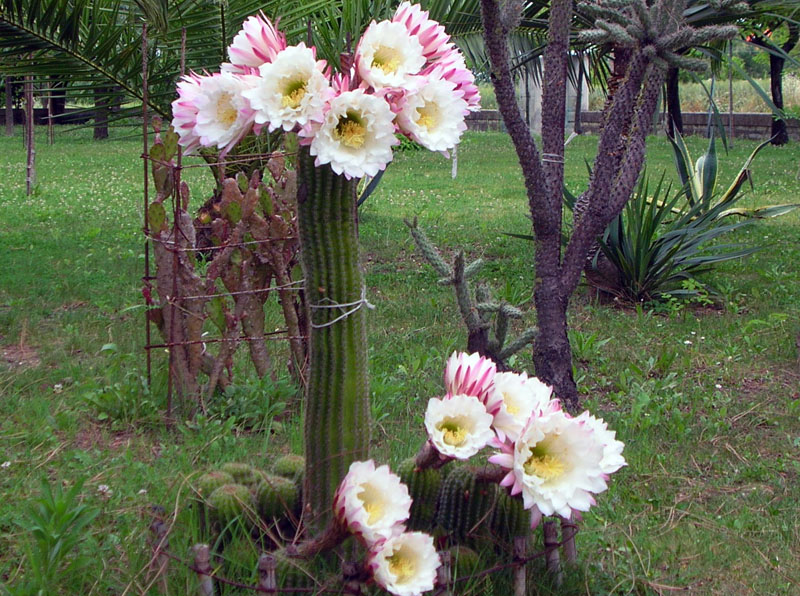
[
  {"left": 335, "top": 114, "right": 367, "bottom": 149},
  {"left": 502, "top": 393, "right": 520, "bottom": 415},
  {"left": 281, "top": 80, "right": 307, "bottom": 109},
  {"left": 357, "top": 484, "right": 385, "bottom": 524},
  {"left": 523, "top": 452, "right": 565, "bottom": 481},
  {"left": 372, "top": 46, "right": 402, "bottom": 74},
  {"left": 416, "top": 103, "right": 439, "bottom": 131},
  {"left": 216, "top": 93, "right": 238, "bottom": 127},
  {"left": 436, "top": 419, "right": 467, "bottom": 446},
  {"left": 387, "top": 551, "right": 416, "bottom": 583}
]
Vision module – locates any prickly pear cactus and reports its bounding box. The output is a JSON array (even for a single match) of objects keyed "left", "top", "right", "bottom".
[
  {"left": 397, "top": 457, "right": 442, "bottom": 531},
  {"left": 255, "top": 475, "right": 299, "bottom": 520}
]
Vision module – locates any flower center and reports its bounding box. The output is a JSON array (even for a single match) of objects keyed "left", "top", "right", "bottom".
[
  {"left": 523, "top": 446, "right": 565, "bottom": 481},
  {"left": 387, "top": 551, "right": 415, "bottom": 583},
  {"left": 281, "top": 79, "right": 307, "bottom": 109},
  {"left": 334, "top": 111, "right": 366, "bottom": 149},
  {"left": 416, "top": 103, "right": 440, "bottom": 131},
  {"left": 436, "top": 418, "right": 467, "bottom": 446},
  {"left": 216, "top": 92, "right": 238, "bottom": 127},
  {"left": 357, "top": 483, "right": 385, "bottom": 525},
  {"left": 502, "top": 391, "right": 520, "bottom": 415},
  {"left": 372, "top": 46, "right": 402, "bottom": 74}
]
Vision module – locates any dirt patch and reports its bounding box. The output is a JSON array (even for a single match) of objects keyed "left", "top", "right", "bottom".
[{"left": 1, "top": 343, "right": 41, "bottom": 369}]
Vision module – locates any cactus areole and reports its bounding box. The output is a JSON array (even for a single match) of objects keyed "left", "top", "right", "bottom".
[{"left": 297, "top": 146, "right": 371, "bottom": 532}]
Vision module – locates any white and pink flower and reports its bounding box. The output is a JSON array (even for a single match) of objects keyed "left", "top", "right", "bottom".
[
  {"left": 333, "top": 460, "right": 411, "bottom": 545},
  {"left": 368, "top": 531, "right": 440, "bottom": 596},
  {"left": 356, "top": 20, "right": 426, "bottom": 90},
  {"left": 192, "top": 72, "right": 257, "bottom": 155},
  {"left": 443, "top": 352, "right": 501, "bottom": 414},
  {"left": 308, "top": 89, "right": 398, "bottom": 179},
  {"left": 243, "top": 44, "right": 331, "bottom": 132},
  {"left": 396, "top": 75, "right": 467, "bottom": 153},
  {"left": 222, "top": 12, "right": 286, "bottom": 74},
  {"left": 490, "top": 407, "right": 608, "bottom": 519},
  {"left": 424, "top": 394, "right": 495, "bottom": 459}
]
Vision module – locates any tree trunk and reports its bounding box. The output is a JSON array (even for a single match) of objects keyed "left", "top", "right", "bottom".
[
  {"left": 50, "top": 77, "right": 66, "bottom": 116},
  {"left": 93, "top": 87, "right": 109, "bottom": 140},
  {"left": 533, "top": 275, "right": 577, "bottom": 407},
  {"left": 666, "top": 66, "right": 683, "bottom": 138},
  {"left": 4, "top": 77, "right": 13, "bottom": 136},
  {"left": 751, "top": 24, "right": 798, "bottom": 146},
  {"left": 25, "top": 76, "right": 35, "bottom": 195}
]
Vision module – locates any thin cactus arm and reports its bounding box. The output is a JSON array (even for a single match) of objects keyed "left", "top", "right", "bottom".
[
  {"left": 498, "top": 327, "right": 538, "bottom": 361},
  {"left": 404, "top": 217, "right": 453, "bottom": 278}
]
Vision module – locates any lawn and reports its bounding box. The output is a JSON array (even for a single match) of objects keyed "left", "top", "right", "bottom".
[{"left": 1, "top": 126, "right": 799, "bottom": 595}]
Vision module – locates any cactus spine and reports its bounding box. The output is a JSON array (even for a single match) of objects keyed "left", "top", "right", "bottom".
[{"left": 297, "top": 147, "right": 370, "bottom": 532}]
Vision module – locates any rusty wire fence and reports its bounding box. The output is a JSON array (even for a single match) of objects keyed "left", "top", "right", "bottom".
[{"left": 145, "top": 508, "right": 577, "bottom": 595}]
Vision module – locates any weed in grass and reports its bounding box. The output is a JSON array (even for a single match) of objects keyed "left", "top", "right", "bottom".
[{"left": 10, "top": 478, "right": 99, "bottom": 596}]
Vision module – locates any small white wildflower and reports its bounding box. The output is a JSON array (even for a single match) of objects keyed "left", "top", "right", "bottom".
[
  {"left": 138, "top": 489, "right": 148, "bottom": 496},
  {"left": 715, "top": 384, "right": 722, "bottom": 390},
  {"left": 1, "top": 461, "right": 11, "bottom": 469},
  {"left": 97, "top": 484, "right": 112, "bottom": 497},
  {"left": 53, "top": 383, "right": 63, "bottom": 394}
]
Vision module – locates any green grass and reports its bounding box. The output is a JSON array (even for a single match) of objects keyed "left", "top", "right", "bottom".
[{"left": 1, "top": 126, "right": 799, "bottom": 594}]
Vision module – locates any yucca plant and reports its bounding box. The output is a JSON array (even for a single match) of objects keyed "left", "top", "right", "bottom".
[
  {"left": 569, "top": 171, "right": 759, "bottom": 302},
  {"left": 668, "top": 129, "right": 799, "bottom": 219}
]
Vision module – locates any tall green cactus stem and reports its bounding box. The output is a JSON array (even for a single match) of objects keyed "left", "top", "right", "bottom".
[{"left": 297, "top": 147, "right": 370, "bottom": 533}]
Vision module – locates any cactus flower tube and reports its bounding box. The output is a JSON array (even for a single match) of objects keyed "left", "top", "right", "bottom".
[{"left": 297, "top": 146, "right": 371, "bottom": 532}]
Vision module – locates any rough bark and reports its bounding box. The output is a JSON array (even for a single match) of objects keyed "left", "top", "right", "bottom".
[{"left": 666, "top": 66, "right": 683, "bottom": 138}]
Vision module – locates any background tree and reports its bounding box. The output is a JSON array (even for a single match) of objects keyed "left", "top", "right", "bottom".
[
  {"left": 481, "top": 0, "right": 737, "bottom": 408},
  {"left": 747, "top": 13, "right": 799, "bottom": 144}
]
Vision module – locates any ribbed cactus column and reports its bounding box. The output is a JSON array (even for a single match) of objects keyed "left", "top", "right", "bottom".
[{"left": 297, "top": 146, "right": 370, "bottom": 532}]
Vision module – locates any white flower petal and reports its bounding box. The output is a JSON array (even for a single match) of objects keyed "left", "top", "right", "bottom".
[
  {"left": 308, "top": 89, "right": 398, "bottom": 179},
  {"left": 424, "top": 394, "right": 495, "bottom": 459},
  {"left": 333, "top": 460, "right": 412, "bottom": 545},
  {"left": 369, "top": 532, "right": 440, "bottom": 596},
  {"left": 356, "top": 20, "right": 426, "bottom": 89}
]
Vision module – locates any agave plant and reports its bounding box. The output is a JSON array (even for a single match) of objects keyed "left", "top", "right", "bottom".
[
  {"left": 568, "top": 171, "right": 759, "bottom": 302},
  {"left": 668, "top": 129, "right": 799, "bottom": 219}
]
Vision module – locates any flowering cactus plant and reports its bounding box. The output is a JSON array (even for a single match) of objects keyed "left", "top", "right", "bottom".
[
  {"left": 171, "top": 2, "right": 479, "bottom": 174},
  {"left": 170, "top": 5, "right": 624, "bottom": 594},
  {"left": 431, "top": 352, "right": 626, "bottom": 528}
]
